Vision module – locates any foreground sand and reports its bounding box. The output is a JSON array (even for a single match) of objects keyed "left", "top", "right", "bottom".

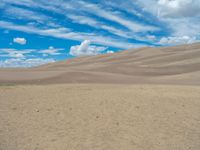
[{"left": 0, "top": 84, "right": 200, "bottom": 150}]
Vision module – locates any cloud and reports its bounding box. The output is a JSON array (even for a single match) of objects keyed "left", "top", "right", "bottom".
[
  {"left": 1, "top": 0, "right": 38, "bottom": 8},
  {"left": 106, "top": 50, "right": 114, "bottom": 54},
  {"left": 0, "top": 21, "right": 141, "bottom": 49},
  {"left": 0, "top": 58, "right": 55, "bottom": 68},
  {"left": 2, "top": 0, "right": 165, "bottom": 50},
  {"left": 0, "top": 1, "right": 157, "bottom": 48},
  {"left": 67, "top": 14, "right": 134, "bottom": 39},
  {"left": 0, "top": 47, "right": 66, "bottom": 59},
  {"left": 13, "top": 37, "right": 27, "bottom": 45},
  {"left": 159, "top": 36, "right": 198, "bottom": 45},
  {"left": 39, "top": 46, "right": 64, "bottom": 56},
  {"left": 137, "top": 0, "right": 200, "bottom": 45},
  {"left": 0, "top": 48, "right": 33, "bottom": 58},
  {"left": 139, "top": 0, "right": 200, "bottom": 18},
  {"left": 158, "top": 0, "right": 200, "bottom": 18},
  {"left": 76, "top": 1, "right": 159, "bottom": 32},
  {"left": 4, "top": 6, "right": 52, "bottom": 23},
  {"left": 70, "top": 40, "right": 107, "bottom": 56},
  {"left": 1, "top": 0, "right": 199, "bottom": 51}
]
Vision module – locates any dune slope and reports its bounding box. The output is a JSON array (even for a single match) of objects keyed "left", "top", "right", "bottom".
[{"left": 0, "top": 43, "right": 200, "bottom": 85}]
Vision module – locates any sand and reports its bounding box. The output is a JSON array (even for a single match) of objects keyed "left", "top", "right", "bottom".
[
  {"left": 0, "top": 43, "right": 200, "bottom": 150},
  {"left": 0, "top": 43, "right": 200, "bottom": 85},
  {"left": 0, "top": 84, "right": 200, "bottom": 150}
]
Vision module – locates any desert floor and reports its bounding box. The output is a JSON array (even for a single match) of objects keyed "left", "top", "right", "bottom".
[{"left": 0, "top": 84, "right": 200, "bottom": 150}]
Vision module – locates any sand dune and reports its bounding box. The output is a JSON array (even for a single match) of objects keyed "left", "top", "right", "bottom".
[
  {"left": 1, "top": 43, "right": 200, "bottom": 85},
  {"left": 1, "top": 43, "right": 200, "bottom": 150}
]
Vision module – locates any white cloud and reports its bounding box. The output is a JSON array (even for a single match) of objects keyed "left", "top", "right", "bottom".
[
  {"left": 0, "top": 58, "right": 55, "bottom": 68},
  {"left": 0, "top": 1, "right": 156, "bottom": 48},
  {"left": 2, "top": 0, "right": 199, "bottom": 49},
  {"left": 4, "top": 6, "right": 52, "bottom": 24},
  {"left": 0, "top": 0, "right": 157, "bottom": 48},
  {"left": 70, "top": 40, "right": 107, "bottom": 56},
  {"left": 146, "top": 35, "right": 156, "bottom": 40},
  {"left": 67, "top": 13, "right": 156, "bottom": 42},
  {"left": 167, "top": 18, "right": 200, "bottom": 37},
  {"left": 137, "top": 0, "right": 200, "bottom": 45},
  {"left": 13, "top": 37, "right": 27, "bottom": 45},
  {"left": 67, "top": 14, "right": 134, "bottom": 39},
  {"left": 1, "top": 0, "right": 38, "bottom": 8},
  {"left": 139, "top": 0, "right": 200, "bottom": 18},
  {"left": 0, "top": 21, "right": 141, "bottom": 49},
  {"left": 158, "top": 0, "right": 200, "bottom": 18},
  {"left": 106, "top": 50, "right": 114, "bottom": 54},
  {"left": 159, "top": 36, "right": 198, "bottom": 45},
  {"left": 0, "top": 48, "right": 33, "bottom": 58},
  {"left": 77, "top": 1, "right": 159, "bottom": 32},
  {"left": 156, "top": 18, "right": 200, "bottom": 45},
  {"left": 39, "top": 46, "right": 64, "bottom": 56},
  {"left": 9, "top": 0, "right": 158, "bottom": 33}
]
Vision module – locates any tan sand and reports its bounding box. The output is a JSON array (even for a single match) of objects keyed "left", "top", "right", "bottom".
[
  {"left": 0, "top": 43, "right": 200, "bottom": 85},
  {"left": 0, "top": 43, "right": 200, "bottom": 150},
  {"left": 0, "top": 84, "right": 200, "bottom": 150}
]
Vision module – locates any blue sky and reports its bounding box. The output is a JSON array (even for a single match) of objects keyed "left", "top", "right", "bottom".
[{"left": 0, "top": 0, "right": 200, "bottom": 67}]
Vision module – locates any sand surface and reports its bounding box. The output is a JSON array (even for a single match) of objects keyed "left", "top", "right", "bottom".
[
  {"left": 0, "top": 43, "right": 200, "bottom": 85},
  {"left": 1, "top": 43, "right": 200, "bottom": 149},
  {"left": 0, "top": 84, "right": 200, "bottom": 150}
]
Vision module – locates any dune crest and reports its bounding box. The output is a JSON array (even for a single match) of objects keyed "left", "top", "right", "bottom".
[{"left": 0, "top": 43, "right": 200, "bottom": 85}]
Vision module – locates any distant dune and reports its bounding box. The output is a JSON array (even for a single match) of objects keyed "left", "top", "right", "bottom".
[{"left": 1, "top": 43, "right": 200, "bottom": 85}]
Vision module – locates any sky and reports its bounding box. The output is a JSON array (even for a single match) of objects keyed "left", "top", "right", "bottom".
[{"left": 0, "top": 0, "right": 200, "bottom": 67}]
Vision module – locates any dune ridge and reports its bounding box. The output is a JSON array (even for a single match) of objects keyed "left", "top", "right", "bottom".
[{"left": 0, "top": 43, "right": 200, "bottom": 85}]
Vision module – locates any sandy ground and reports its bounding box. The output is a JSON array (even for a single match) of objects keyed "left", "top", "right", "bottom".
[
  {"left": 0, "top": 84, "right": 200, "bottom": 150},
  {"left": 0, "top": 43, "right": 200, "bottom": 149}
]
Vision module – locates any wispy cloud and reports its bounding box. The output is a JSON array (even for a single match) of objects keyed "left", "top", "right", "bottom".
[
  {"left": 0, "top": 0, "right": 160, "bottom": 47},
  {"left": 67, "top": 14, "right": 133, "bottom": 39},
  {"left": 3, "top": 6, "right": 51, "bottom": 23},
  {"left": 75, "top": 1, "right": 159, "bottom": 32},
  {"left": 0, "top": 47, "right": 60, "bottom": 67},
  {"left": 0, "top": 58, "right": 55, "bottom": 68},
  {"left": 0, "top": 48, "right": 34, "bottom": 59},
  {"left": 0, "top": 21, "right": 142, "bottom": 49},
  {"left": 159, "top": 36, "right": 198, "bottom": 45},
  {"left": 39, "top": 46, "right": 64, "bottom": 56}
]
